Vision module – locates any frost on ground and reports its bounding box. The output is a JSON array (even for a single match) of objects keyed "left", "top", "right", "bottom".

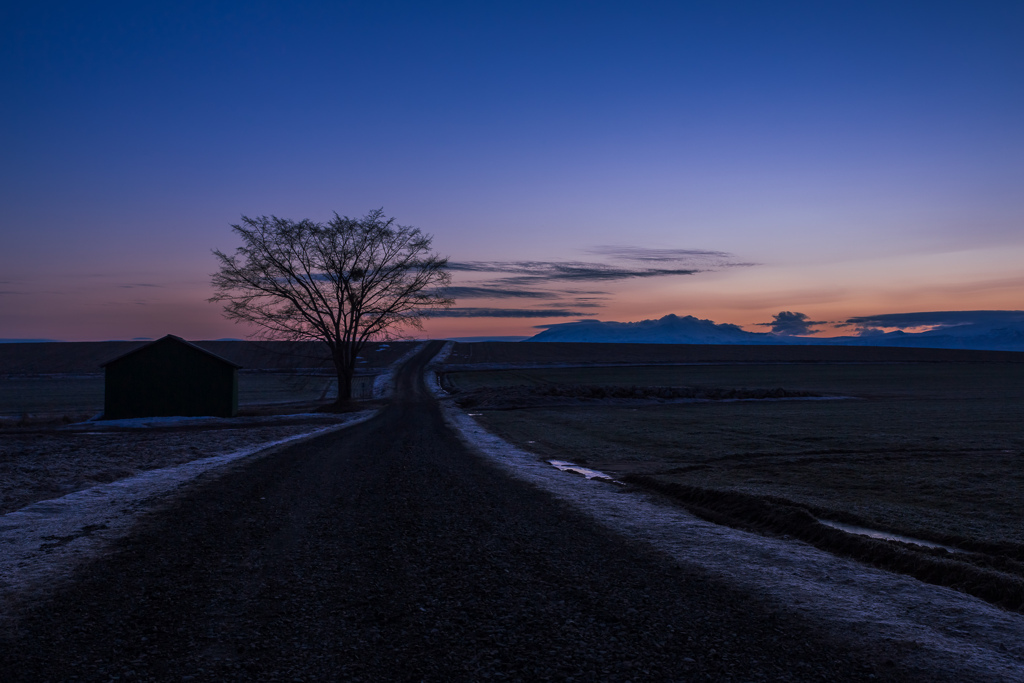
[
  {"left": 426, "top": 355, "right": 1024, "bottom": 682},
  {"left": 373, "top": 341, "right": 427, "bottom": 398},
  {"left": 0, "top": 411, "right": 375, "bottom": 611},
  {"left": 0, "top": 418, "right": 355, "bottom": 515}
]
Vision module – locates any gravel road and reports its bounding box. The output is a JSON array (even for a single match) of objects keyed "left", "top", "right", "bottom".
[{"left": 1, "top": 342, "right": 936, "bottom": 681}]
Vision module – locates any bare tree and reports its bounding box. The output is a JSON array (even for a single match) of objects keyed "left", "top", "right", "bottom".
[{"left": 210, "top": 209, "right": 452, "bottom": 404}]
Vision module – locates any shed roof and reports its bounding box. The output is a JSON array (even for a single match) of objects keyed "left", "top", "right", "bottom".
[{"left": 100, "top": 334, "right": 244, "bottom": 369}]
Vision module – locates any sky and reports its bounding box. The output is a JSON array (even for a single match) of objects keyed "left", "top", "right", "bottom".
[{"left": 1, "top": 0, "right": 1022, "bottom": 341}]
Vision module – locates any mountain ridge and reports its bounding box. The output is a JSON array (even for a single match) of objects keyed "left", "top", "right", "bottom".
[{"left": 530, "top": 313, "right": 1024, "bottom": 352}]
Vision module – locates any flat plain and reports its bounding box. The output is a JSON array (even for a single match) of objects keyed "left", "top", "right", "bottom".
[
  {"left": 442, "top": 345, "right": 1024, "bottom": 552},
  {"left": 0, "top": 340, "right": 415, "bottom": 419},
  {"left": 0, "top": 340, "right": 414, "bottom": 513}
]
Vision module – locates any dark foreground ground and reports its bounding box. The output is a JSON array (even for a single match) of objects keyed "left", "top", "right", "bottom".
[{"left": 1, "top": 343, "right": 937, "bottom": 681}]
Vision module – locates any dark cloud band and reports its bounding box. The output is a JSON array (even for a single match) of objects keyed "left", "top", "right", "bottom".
[
  {"left": 841, "top": 310, "right": 1024, "bottom": 328},
  {"left": 449, "top": 261, "right": 701, "bottom": 282},
  {"left": 440, "top": 286, "right": 557, "bottom": 299},
  {"left": 585, "top": 246, "right": 731, "bottom": 262},
  {"left": 423, "top": 307, "right": 587, "bottom": 318}
]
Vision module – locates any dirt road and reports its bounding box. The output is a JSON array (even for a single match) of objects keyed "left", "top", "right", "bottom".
[{"left": 1, "top": 343, "right": 930, "bottom": 681}]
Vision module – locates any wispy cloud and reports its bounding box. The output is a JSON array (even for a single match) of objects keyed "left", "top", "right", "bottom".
[
  {"left": 449, "top": 261, "right": 702, "bottom": 283},
  {"left": 440, "top": 286, "right": 557, "bottom": 299},
  {"left": 444, "top": 245, "right": 752, "bottom": 320},
  {"left": 586, "top": 245, "right": 757, "bottom": 268},
  {"left": 839, "top": 310, "right": 1024, "bottom": 330},
  {"left": 423, "top": 307, "right": 587, "bottom": 318},
  {"left": 585, "top": 246, "right": 731, "bottom": 262},
  {"left": 117, "top": 283, "right": 162, "bottom": 289}
]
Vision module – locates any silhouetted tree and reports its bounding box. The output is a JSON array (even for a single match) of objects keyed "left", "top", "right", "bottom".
[{"left": 210, "top": 209, "right": 451, "bottom": 403}]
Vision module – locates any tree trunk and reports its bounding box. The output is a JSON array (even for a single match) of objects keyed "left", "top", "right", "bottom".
[
  {"left": 331, "top": 346, "right": 354, "bottom": 406},
  {"left": 335, "top": 365, "right": 353, "bottom": 404}
]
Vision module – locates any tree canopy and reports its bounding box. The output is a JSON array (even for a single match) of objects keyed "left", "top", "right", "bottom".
[{"left": 210, "top": 209, "right": 451, "bottom": 402}]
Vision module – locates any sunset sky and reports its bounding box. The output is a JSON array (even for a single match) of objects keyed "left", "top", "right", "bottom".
[{"left": 2, "top": 1, "right": 1022, "bottom": 341}]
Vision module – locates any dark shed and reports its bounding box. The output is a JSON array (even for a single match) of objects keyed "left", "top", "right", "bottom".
[{"left": 101, "top": 335, "right": 241, "bottom": 419}]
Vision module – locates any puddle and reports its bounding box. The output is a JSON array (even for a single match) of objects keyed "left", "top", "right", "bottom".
[
  {"left": 548, "top": 460, "right": 624, "bottom": 485},
  {"left": 818, "top": 519, "right": 960, "bottom": 552}
]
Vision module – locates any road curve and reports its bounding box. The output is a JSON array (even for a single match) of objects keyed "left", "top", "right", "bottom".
[{"left": 2, "top": 342, "right": 930, "bottom": 681}]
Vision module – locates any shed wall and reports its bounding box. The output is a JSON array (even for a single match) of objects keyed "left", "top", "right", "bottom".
[{"left": 104, "top": 340, "right": 238, "bottom": 419}]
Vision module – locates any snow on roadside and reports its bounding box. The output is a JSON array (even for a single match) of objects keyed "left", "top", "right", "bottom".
[
  {"left": 0, "top": 411, "right": 375, "bottom": 610},
  {"left": 65, "top": 413, "right": 336, "bottom": 430},
  {"left": 1, "top": 420, "right": 357, "bottom": 515},
  {"left": 425, "top": 360, "right": 1024, "bottom": 682},
  {"left": 373, "top": 341, "right": 428, "bottom": 398}
]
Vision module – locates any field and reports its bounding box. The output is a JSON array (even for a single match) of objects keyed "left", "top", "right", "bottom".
[
  {"left": 441, "top": 357, "right": 1024, "bottom": 550},
  {"left": 0, "top": 340, "right": 416, "bottom": 419},
  {"left": 0, "top": 417, "right": 358, "bottom": 515},
  {"left": 445, "top": 339, "right": 1024, "bottom": 366},
  {"left": 0, "top": 339, "right": 406, "bottom": 514},
  {"left": 0, "top": 373, "right": 377, "bottom": 418}
]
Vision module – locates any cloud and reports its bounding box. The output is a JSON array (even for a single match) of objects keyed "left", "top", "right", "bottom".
[
  {"left": 757, "top": 311, "right": 827, "bottom": 336},
  {"left": 841, "top": 310, "right": 1024, "bottom": 330},
  {"left": 445, "top": 245, "right": 751, "bottom": 312},
  {"left": 441, "top": 286, "right": 557, "bottom": 299},
  {"left": 585, "top": 246, "right": 732, "bottom": 262},
  {"left": 117, "top": 283, "right": 162, "bottom": 289},
  {"left": 532, "top": 319, "right": 601, "bottom": 328},
  {"left": 423, "top": 307, "right": 587, "bottom": 318},
  {"left": 449, "top": 261, "right": 702, "bottom": 283}
]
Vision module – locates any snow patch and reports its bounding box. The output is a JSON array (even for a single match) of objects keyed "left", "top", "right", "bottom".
[
  {"left": 64, "top": 413, "right": 335, "bottom": 430},
  {"left": 548, "top": 460, "right": 624, "bottom": 485},
  {"left": 373, "top": 341, "right": 428, "bottom": 398}
]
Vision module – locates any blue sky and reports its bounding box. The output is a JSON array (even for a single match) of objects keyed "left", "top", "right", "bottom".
[{"left": 2, "top": 1, "right": 1022, "bottom": 340}]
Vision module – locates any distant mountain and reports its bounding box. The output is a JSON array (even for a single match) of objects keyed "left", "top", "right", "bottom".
[
  {"left": 530, "top": 315, "right": 773, "bottom": 344},
  {"left": 809, "top": 325, "right": 1024, "bottom": 352},
  {"left": 446, "top": 336, "right": 532, "bottom": 342},
  {"left": 530, "top": 313, "right": 1024, "bottom": 352}
]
